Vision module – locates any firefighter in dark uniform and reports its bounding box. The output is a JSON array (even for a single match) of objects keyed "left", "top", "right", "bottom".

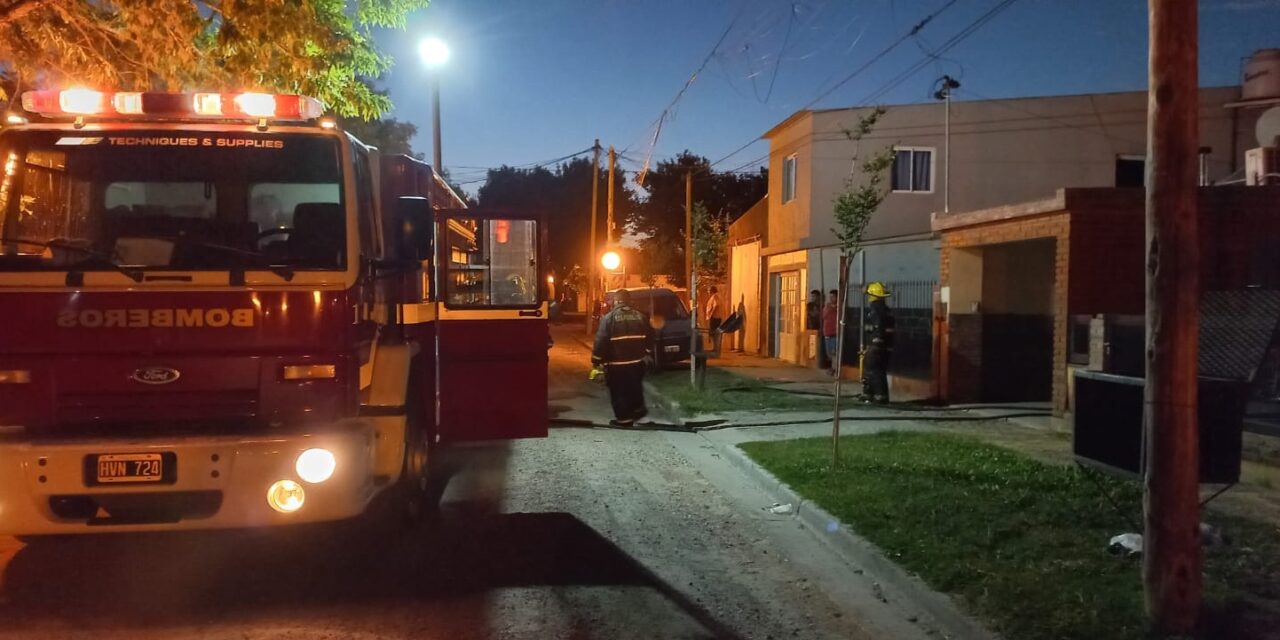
[
  {"left": 862, "top": 282, "right": 895, "bottom": 404},
  {"left": 592, "top": 289, "right": 654, "bottom": 426}
]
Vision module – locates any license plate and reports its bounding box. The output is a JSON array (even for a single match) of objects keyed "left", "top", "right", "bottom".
[
  {"left": 95, "top": 453, "right": 164, "bottom": 484},
  {"left": 664, "top": 345, "right": 680, "bottom": 353}
]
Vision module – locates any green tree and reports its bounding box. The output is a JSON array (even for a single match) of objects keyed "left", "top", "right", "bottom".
[
  {"left": 829, "top": 107, "right": 894, "bottom": 466},
  {"left": 342, "top": 116, "right": 421, "bottom": 156},
  {"left": 626, "top": 151, "right": 765, "bottom": 286},
  {"left": 0, "top": 0, "right": 428, "bottom": 119},
  {"left": 692, "top": 202, "right": 727, "bottom": 287},
  {"left": 476, "top": 157, "right": 635, "bottom": 292}
]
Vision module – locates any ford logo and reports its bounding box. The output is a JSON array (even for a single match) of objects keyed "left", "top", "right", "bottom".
[{"left": 130, "top": 367, "right": 181, "bottom": 385}]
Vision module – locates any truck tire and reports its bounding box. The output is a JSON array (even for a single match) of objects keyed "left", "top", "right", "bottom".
[{"left": 391, "top": 376, "right": 434, "bottom": 526}]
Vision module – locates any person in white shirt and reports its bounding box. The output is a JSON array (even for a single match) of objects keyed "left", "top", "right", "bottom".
[{"left": 706, "top": 286, "right": 723, "bottom": 332}]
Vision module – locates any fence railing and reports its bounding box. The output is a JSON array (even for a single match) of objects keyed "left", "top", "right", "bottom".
[{"left": 841, "top": 279, "right": 936, "bottom": 379}]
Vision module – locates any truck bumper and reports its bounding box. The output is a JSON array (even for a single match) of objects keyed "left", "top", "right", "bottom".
[{"left": 0, "top": 423, "right": 384, "bottom": 536}]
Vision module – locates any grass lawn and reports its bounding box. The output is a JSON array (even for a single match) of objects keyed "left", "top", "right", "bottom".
[
  {"left": 740, "top": 431, "right": 1280, "bottom": 640},
  {"left": 647, "top": 367, "right": 865, "bottom": 416}
]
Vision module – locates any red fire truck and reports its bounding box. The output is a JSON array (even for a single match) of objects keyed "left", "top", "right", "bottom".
[{"left": 0, "top": 89, "right": 548, "bottom": 535}]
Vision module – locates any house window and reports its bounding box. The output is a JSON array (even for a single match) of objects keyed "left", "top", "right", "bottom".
[
  {"left": 1115, "top": 156, "right": 1145, "bottom": 188},
  {"left": 781, "top": 154, "right": 797, "bottom": 203},
  {"left": 891, "top": 147, "right": 933, "bottom": 193}
]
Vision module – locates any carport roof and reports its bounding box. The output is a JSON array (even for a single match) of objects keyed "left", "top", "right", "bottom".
[{"left": 930, "top": 188, "right": 1146, "bottom": 233}]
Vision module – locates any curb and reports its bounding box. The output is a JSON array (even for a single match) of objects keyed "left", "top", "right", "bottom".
[
  {"left": 714, "top": 440, "right": 1001, "bottom": 640},
  {"left": 643, "top": 380, "right": 685, "bottom": 427}
]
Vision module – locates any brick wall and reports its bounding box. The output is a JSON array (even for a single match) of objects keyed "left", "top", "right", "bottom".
[
  {"left": 945, "top": 313, "right": 983, "bottom": 402},
  {"left": 939, "top": 212, "right": 1070, "bottom": 412}
]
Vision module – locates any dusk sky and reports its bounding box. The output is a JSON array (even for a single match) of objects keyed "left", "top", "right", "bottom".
[{"left": 373, "top": 0, "right": 1280, "bottom": 193}]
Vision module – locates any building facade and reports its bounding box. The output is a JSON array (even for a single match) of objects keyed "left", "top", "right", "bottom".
[{"left": 732, "top": 86, "right": 1262, "bottom": 397}]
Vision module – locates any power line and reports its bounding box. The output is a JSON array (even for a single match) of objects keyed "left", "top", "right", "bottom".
[
  {"left": 625, "top": 3, "right": 753, "bottom": 185},
  {"left": 708, "top": 0, "right": 962, "bottom": 171},
  {"left": 451, "top": 146, "right": 597, "bottom": 186},
  {"left": 797, "top": 0, "right": 961, "bottom": 112},
  {"left": 859, "top": 0, "right": 1023, "bottom": 106}
]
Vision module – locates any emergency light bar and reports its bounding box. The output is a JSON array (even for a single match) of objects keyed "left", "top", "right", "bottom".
[{"left": 20, "top": 89, "right": 325, "bottom": 121}]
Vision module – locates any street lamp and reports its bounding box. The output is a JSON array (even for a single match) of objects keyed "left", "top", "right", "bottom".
[
  {"left": 418, "top": 36, "right": 450, "bottom": 172},
  {"left": 601, "top": 250, "right": 621, "bottom": 271},
  {"left": 933, "top": 75, "right": 961, "bottom": 214}
]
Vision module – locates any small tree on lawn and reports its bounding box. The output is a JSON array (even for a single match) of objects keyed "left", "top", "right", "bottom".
[
  {"left": 692, "top": 202, "right": 728, "bottom": 290},
  {"left": 829, "top": 107, "right": 893, "bottom": 466},
  {"left": 687, "top": 201, "right": 728, "bottom": 389}
]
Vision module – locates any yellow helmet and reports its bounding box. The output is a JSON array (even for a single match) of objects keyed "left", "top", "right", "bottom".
[{"left": 865, "top": 282, "right": 891, "bottom": 298}]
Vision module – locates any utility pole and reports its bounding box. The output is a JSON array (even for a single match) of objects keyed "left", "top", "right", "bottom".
[
  {"left": 1144, "top": 0, "right": 1201, "bottom": 634},
  {"left": 606, "top": 146, "right": 616, "bottom": 293},
  {"left": 431, "top": 78, "right": 443, "bottom": 174},
  {"left": 687, "top": 170, "right": 696, "bottom": 386},
  {"left": 588, "top": 140, "right": 601, "bottom": 336},
  {"left": 607, "top": 146, "right": 616, "bottom": 244},
  {"left": 685, "top": 171, "right": 693, "bottom": 289}
]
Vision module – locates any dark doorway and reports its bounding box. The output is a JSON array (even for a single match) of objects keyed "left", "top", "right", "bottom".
[{"left": 978, "top": 239, "right": 1057, "bottom": 402}]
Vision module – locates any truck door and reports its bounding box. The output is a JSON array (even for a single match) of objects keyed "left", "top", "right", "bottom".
[{"left": 434, "top": 210, "right": 548, "bottom": 442}]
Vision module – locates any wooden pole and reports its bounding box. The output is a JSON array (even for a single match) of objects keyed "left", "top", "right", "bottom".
[
  {"left": 1144, "top": 0, "right": 1201, "bottom": 633},
  {"left": 686, "top": 170, "right": 693, "bottom": 290},
  {"left": 687, "top": 171, "right": 697, "bottom": 386},
  {"left": 607, "top": 147, "right": 616, "bottom": 245},
  {"left": 588, "top": 140, "right": 601, "bottom": 336},
  {"left": 606, "top": 146, "right": 616, "bottom": 293}
]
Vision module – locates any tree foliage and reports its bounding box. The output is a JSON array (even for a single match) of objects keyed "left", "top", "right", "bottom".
[
  {"left": 692, "top": 201, "right": 727, "bottom": 286},
  {"left": 0, "top": 0, "right": 428, "bottom": 119},
  {"left": 832, "top": 108, "right": 892, "bottom": 255},
  {"left": 476, "top": 158, "right": 636, "bottom": 289},
  {"left": 342, "top": 115, "right": 421, "bottom": 157},
  {"left": 626, "top": 151, "right": 766, "bottom": 286}
]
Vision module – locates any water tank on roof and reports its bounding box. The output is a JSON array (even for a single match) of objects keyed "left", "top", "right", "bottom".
[{"left": 1243, "top": 49, "right": 1280, "bottom": 101}]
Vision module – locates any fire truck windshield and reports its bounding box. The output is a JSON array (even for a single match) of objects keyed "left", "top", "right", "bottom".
[{"left": 0, "top": 130, "right": 345, "bottom": 275}]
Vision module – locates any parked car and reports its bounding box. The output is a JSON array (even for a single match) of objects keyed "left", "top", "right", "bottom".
[{"left": 604, "top": 287, "right": 695, "bottom": 366}]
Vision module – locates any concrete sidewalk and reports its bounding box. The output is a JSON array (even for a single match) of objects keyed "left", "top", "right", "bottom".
[{"left": 705, "top": 350, "right": 862, "bottom": 398}]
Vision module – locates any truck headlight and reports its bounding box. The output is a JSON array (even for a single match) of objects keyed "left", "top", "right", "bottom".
[
  {"left": 295, "top": 448, "right": 336, "bottom": 484},
  {"left": 267, "top": 480, "right": 305, "bottom": 513}
]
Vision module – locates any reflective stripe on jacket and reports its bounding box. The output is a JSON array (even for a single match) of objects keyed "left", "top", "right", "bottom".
[{"left": 593, "top": 304, "right": 653, "bottom": 366}]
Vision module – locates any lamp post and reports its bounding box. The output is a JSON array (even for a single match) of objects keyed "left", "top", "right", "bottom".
[
  {"left": 601, "top": 250, "right": 621, "bottom": 291},
  {"left": 419, "top": 36, "right": 450, "bottom": 172},
  {"left": 933, "top": 75, "right": 960, "bottom": 214}
]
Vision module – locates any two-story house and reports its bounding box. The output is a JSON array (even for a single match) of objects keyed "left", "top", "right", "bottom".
[{"left": 729, "top": 85, "right": 1261, "bottom": 398}]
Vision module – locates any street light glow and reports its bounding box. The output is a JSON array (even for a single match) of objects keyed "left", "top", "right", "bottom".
[
  {"left": 419, "top": 37, "right": 451, "bottom": 68},
  {"left": 601, "top": 251, "right": 621, "bottom": 271}
]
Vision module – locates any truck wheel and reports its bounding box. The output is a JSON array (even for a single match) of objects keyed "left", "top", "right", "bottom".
[
  {"left": 398, "top": 428, "right": 431, "bottom": 523},
  {"left": 395, "top": 381, "right": 434, "bottom": 525}
]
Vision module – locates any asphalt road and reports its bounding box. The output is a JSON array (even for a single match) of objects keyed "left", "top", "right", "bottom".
[{"left": 0, "top": 324, "right": 929, "bottom": 639}]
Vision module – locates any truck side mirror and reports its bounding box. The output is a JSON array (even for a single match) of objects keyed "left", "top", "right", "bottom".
[{"left": 395, "top": 196, "right": 433, "bottom": 261}]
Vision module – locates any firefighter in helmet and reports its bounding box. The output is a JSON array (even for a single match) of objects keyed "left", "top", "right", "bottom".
[
  {"left": 592, "top": 289, "right": 654, "bottom": 426},
  {"left": 861, "top": 282, "right": 895, "bottom": 404}
]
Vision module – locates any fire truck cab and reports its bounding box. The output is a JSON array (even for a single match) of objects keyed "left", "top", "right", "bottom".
[{"left": 0, "top": 90, "right": 548, "bottom": 535}]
